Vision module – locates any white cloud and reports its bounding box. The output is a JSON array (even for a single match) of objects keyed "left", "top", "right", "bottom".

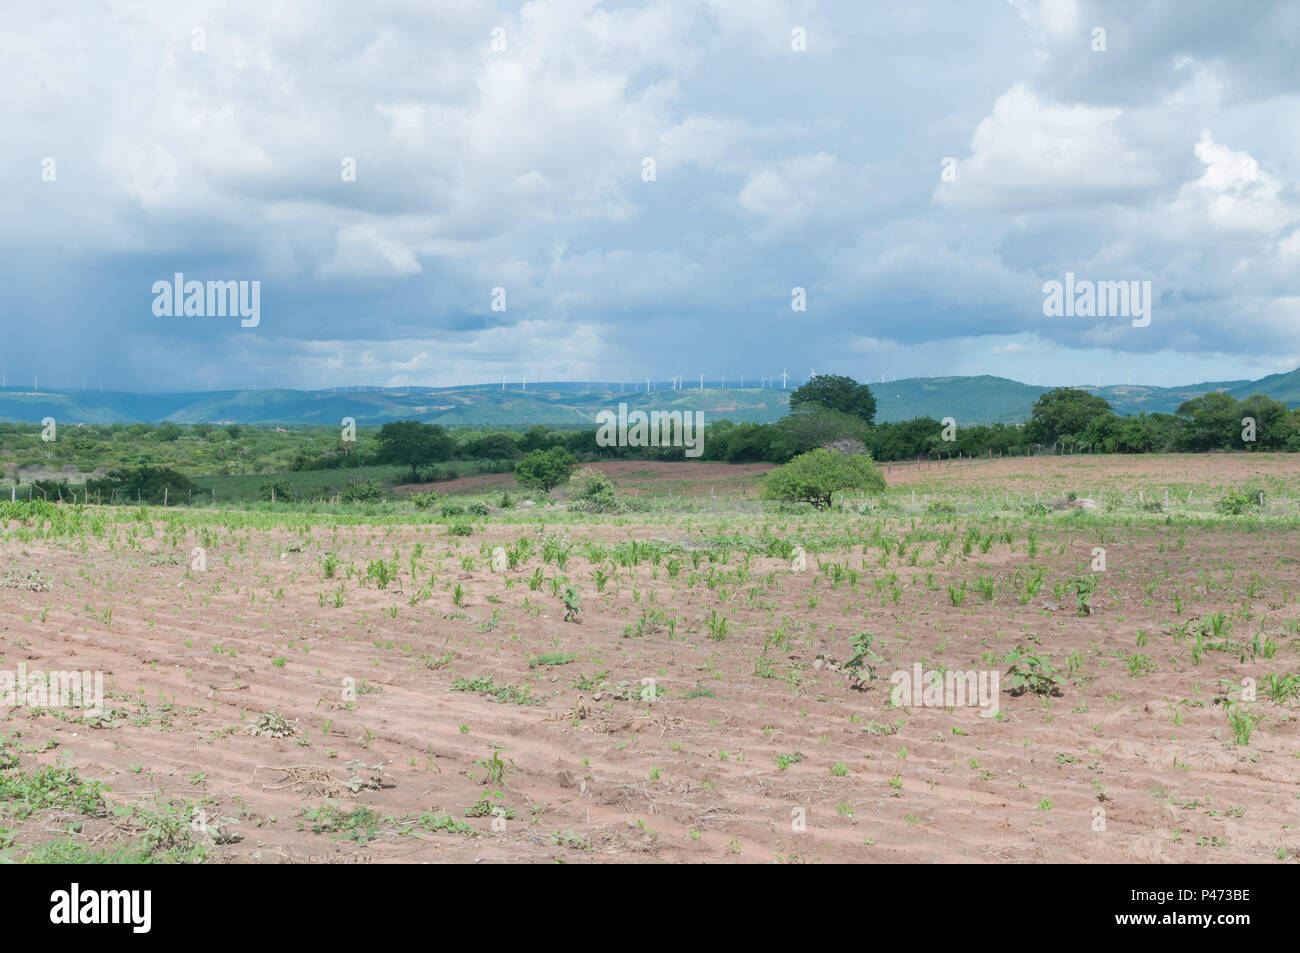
[
  {"left": 1003, "top": 0, "right": 1082, "bottom": 42},
  {"left": 934, "top": 84, "right": 1160, "bottom": 211},
  {"left": 2, "top": 0, "right": 1299, "bottom": 389},
  {"left": 320, "top": 225, "right": 422, "bottom": 278},
  {"left": 1169, "top": 132, "right": 1295, "bottom": 233}
]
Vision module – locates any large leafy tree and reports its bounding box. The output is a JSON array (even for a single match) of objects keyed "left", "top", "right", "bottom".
[
  {"left": 514, "top": 446, "right": 579, "bottom": 493},
  {"left": 761, "top": 448, "right": 886, "bottom": 509},
  {"left": 788, "top": 374, "right": 877, "bottom": 424},
  {"left": 1174, "top": 392, "right": 1240, "bottom": 451},
  {"left": 770, "top": 406, "right": 873, "bottom": 462},
  {"left": 1024, "top": 388, "right": 1114, "bottom": 445},
  {"left": 375, "top": 421, "right": 454, "bottom": 481}
]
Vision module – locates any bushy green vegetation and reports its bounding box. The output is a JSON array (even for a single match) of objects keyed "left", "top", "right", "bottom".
[
  {"left": 514, "top": 447, "right": 579, "bottom": 494},
  {"left": 566, "top": 467, "right": 619, "bottom": 513},
  {"left": 761, "top": 449, "right": 886, "bottom": 509},
  {"left": 3, "top": 375, "right": 1297, "bottom": 508}
]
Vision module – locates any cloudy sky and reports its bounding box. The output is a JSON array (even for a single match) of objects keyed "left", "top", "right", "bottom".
[{"left": 4, "top": 0, "right": 1299, "bottom": 392}]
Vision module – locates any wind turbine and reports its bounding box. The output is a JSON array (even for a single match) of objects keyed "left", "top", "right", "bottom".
[
  {"left": 779, "top": 369, "right": 788, "bottom": 388},
  {"left": 699, "top": 373, "right": 704, "bottom": 391}
]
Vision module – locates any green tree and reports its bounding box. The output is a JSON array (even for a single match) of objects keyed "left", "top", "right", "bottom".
[
  {"left": 770, "top": 407, "right": 873, "bottom": 462},
  {"left": 1024, "top": 388, "right": 1114, "bottom": 446},
  {"left": 514, "top": 446, "right": 579, "bottom": 494},
  {"left": 520, "top": 425, "right": 556, "bottom": 454},
  {"left": 788, "top": 374, "right": 877, "bottom": 424},
  {"left": 868, "top": 417, "right": 945, "bottom": 461},
  {"left": 84, "top": 466, "right": 197, "bottom": 505},
  {"left": 1237, "top": 394, "right": 1289, "bottom": 450},
  {"left": 463, "top": 432, "right": 521, "bottom": 460},
  {"left": 376, "top": 421, "right": 453, "bottom": 482},
  {"left": 1174, "top": 392, "right": 1240, "bottom": 451},
  {"left": 258, "top": 478, "right": 294, "bottom": 503},
  {"left": 723, "top": 422, "right": 776, "bottom": 462},
  {"left": 761, "top": 448, "right": 886, "bottom": 509}
]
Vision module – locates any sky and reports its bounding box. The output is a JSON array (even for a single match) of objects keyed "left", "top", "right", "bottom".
[{"left": 3, "top": 0, "right": 1299, "bottom": 393}]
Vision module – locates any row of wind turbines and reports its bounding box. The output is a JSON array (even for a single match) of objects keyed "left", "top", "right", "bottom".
[{"left": 491, "top": 369, "right": 852, "bottom": 392}]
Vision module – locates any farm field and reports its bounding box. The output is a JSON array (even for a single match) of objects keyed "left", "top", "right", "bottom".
[
  {"left": 420, "top": 452, "right": 1299, "bottom": 512},
  {"left": 397, "top": 459, "right": 777, "bottom": 499},
  {"left": 1, "top": 455, "right": 1298, "bottom": 864}
]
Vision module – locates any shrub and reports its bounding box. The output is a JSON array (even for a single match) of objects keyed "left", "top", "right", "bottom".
[
  {"left": 466, "top": 501, "right": 490, "bottom": 517},
  {"left": 339, "top": 479, "right": 384, "bottom": 504},
  {"left": 258, "top": 478, "right": 294, "bottom": 503},
  {"left": 84, "top": 466, "right": 198, "bottom": 505},
  {"left": 1216, "top": 489, "right": 1260, "bottom": 515},
  {"left": 761, "top": 448, "right": 885, "bottom": 510},
  {"left": 514, "top": 447, "right": 579, "bottom": 494},
  {"left": 567, "top": 467, "right": 619, "bottom": 513},
  {"left": 26, "top": 479, "right": 76, "bottom": 501},
  {"left": 411, "top": 490, "right": 441, "bottom": 510}
]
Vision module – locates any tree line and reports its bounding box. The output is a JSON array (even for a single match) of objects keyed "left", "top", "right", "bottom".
[
  {"left": 287, "top": 375, "right": 1300, "bottom": 477},
  {"left": 5, "top": 375, "right": 1296, "bottom": 506}
]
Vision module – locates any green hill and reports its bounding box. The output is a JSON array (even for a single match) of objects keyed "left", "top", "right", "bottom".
[{"left": 1, "top": 368, "right": 1295, "bottom": 428}]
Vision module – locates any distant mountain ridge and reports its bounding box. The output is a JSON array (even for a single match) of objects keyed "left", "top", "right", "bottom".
[{"left": 1, "top": 368, "right": 1296, "bottom": 428}]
